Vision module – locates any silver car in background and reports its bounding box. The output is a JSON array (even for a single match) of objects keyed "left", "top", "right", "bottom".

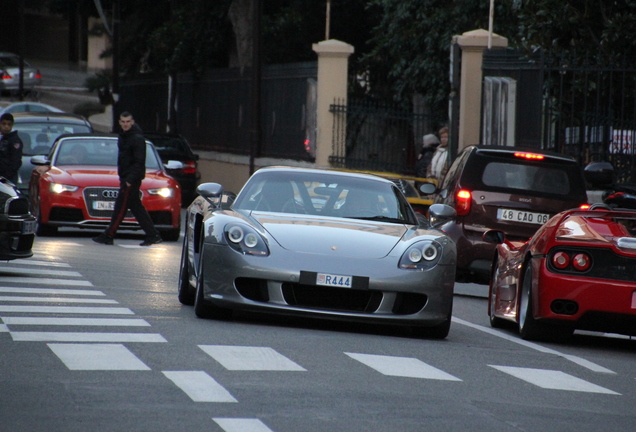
[
  {"left": 178, "top": 166, "right": 457, "bottom": 338},
  {"left": 0, "top": 52, "right": 41, "bottom": 93}
]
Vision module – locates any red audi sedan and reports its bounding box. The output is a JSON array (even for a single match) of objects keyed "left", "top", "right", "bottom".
[{"left": 28, "top": 133, "right": 182, "bottom": 240}]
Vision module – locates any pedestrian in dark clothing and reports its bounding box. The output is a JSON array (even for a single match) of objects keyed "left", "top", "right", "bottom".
[
  {"left": 93, "top": 112, "right": 163, "bottom": 246},
  {"left": 415, "top": 133, "right": 440, "bottom": 179},
  {"left": 0, "top": 113, "right": 23, "bottom": 184}
]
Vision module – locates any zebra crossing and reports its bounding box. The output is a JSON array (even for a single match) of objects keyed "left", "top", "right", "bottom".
[{"left": 0, "top": 248, "right": 626, "bottom": 432}]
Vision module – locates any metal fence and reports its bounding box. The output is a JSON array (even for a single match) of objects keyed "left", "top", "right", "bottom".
[{"left": 329, "top": 99, "right": 431, "bottom": 175}]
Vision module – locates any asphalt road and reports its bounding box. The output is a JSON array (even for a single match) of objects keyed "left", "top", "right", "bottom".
[{"left": 0, "top": 229, "right": 635, "bottom": 432}]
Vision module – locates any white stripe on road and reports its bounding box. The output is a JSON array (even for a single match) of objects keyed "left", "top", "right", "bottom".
[
  {"left": 345, "top": 352, "right": 461, "bottom": 381},
  {"left": 0, "top": 306, "right": 132, "bottom": 314},
  {"left": 452, "top": 317, "right": 616, "bottom": 374},
  {"left": 1, "top": 317, "right": 150, "bottom": 326},
  {"left": 490, "top": 365, "right": 620, "bottom": 395},
  {"left": 199, "top": 345, "right": 306, "bottom": 371},
  {"left": 0, "top": 277, "right": 93, "bottom": 286},
  {"left": 12, "top": 332, "right": 166, "bottom": 342},
  {"left": 0, "top": 324, "right": 7, "bottom": 332},
  {"left": 0, "top": 287, "right": 105, "bottom": 296},
  {"left": 48, "top": 343, "right": 150, "bottom": 370},
  {"left": 7, "top": 260, "right": 71, "bottom": 267},
  {"left": 163, "top": 371, "right": 238, "bottom": 402},
  {"left": 213, "top": 418, "right": 274, "bottom": 432},
  {"left": 0, "top": 267, "right": 83, "bottom": 277},
  {"left": 0, "top": 296, "right": 117, "bottom": 304}
]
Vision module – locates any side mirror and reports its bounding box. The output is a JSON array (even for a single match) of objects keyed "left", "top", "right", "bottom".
[
  {"left": 30, "top": 155, "right": 49, "bottom": 166},
  {"left": 428, "top": 203, "right": 456, "bottom": 228},
  {"left": 584, "top": 161, "right": 614, "bottom": 188},
  {"left": 482, "top": 230, "right": 505, "bottom": 244},
  {"left": 196, "top": 182, "right": 224, "bottom": 207},
  {"left": 165, "top": 160, "right": 184, "bottom": 170}
]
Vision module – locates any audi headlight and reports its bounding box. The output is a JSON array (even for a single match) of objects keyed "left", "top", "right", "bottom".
[
  {"left": 399, "top": 240, "right": 443, "bottom": 270},
  {"left": 148, "top": 187, "right": 173, "bottom": 198},
  {"left": 50, "top": 183, "right": 78, "bottom": 193},
  {"left": 224, "top": 224, "right": 269, "bottom": 256}
]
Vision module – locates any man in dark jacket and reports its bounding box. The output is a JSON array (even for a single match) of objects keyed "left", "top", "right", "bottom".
[
  {"left": 93, "top": 112, "right": 163, "bottom": 246},
  {"left": 0, "top": 113, "right": 23, "bottom": 183}
]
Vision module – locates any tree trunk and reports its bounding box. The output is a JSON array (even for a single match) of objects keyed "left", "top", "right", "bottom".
[{"left": 228, "top": 0, "right": 253, "bottom": 73}]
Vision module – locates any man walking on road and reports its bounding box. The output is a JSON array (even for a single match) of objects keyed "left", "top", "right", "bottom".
[
  {"left": 93, "top": 111, "right": 163, "bottom": 246},
  {"left": 0, "top": 113, "right": 23, "bottom": 184}
]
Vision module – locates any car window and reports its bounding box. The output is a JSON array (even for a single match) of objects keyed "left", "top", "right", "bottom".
[
  {"left": 17, "top": 122, "right": 92, "bottom": 156},
  {"left": 0, "top": 56, "right": 20, "bottom": 67},
  {"left": 234, "top": 171, "right": 415, "bottom": 224},
  {"left": 147, "top": 136, "right": 189, "bottom": 155},
  {"left": 52, "top": 139, "right": 162, "bottom": 169},
  {"left": 482, "top": 162, "right": 570, "bottom": 194}
]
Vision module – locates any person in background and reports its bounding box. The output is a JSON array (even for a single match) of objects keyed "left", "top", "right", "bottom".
[
  {"left": 427, "top": 126, "right": 450, "bottom": 181},
  {"left": 93, "top": 111, "right": 163, "bottom": 246},
  {"left": 0, "top": 113, "right": 23, "bottom": 183},
  {"left": 415, "top": 133, "right": 440, "bottom": 179}
]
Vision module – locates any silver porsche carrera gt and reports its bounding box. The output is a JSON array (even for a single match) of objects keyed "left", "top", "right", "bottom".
[{"left": 178, "top": 167, "right": 457, "bottom": 338}]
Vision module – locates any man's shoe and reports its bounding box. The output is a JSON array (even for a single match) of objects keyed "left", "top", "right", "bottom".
[
  {"left": 140, "top": 234, "right": 163, "bottom": 246},
  {"left": 92, "top": 233, "right": 114, "bottom": 245}
]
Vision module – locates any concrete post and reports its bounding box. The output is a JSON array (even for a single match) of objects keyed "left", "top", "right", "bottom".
[
  {"left": 312, "top": 40, "right": 354, "bottom": 168},
  {"left": 454, "top": 29, "right": 507, "bottom": 151}
]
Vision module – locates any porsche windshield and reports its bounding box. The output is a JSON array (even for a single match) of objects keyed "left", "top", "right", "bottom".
[{"left": 234, "top": 170, "right": 416, "bottom": 224}]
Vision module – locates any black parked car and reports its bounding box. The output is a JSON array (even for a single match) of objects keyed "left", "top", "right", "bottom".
[
  {"left": 144, "top": 132, "right": 201, "bottom": 205},
  {"left": 0, "top": 177, "right": 35, "bottom": 260}
]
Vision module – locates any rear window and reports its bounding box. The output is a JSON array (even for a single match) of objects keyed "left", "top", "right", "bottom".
[{"left": 482, "top": 162, "right": 570, "bottom": 195}]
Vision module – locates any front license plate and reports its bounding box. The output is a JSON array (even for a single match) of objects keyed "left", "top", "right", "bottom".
[
  {"left": 93, "top": 201, "right": 115, "bottom": 211},
  {"left": 497, "top": 208, "right": 549, "bottom": 225},
  {"left": 22, "top": 220, "right": 36, "bottom": 235},
  {"left": 316, "top": 273, "right": 352, "bottom": 288}
]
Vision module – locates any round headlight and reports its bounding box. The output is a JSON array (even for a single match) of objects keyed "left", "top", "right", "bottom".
[
  {"left": 244, "top": 232, "right": 259, "bottom": 248},
  {"left": 228, "top": 226, "right": 244, "bottom": 243},
  {"left": 408, "top": 248, "right": 422, "bottom": 263},
  {"left": 422, "top": 244, "right": 438, "bottom": 261}
]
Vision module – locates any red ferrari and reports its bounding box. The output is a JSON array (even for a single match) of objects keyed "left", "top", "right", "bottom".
[
  {"left": 29, "top": 133, "right": 182, "bottom": 240},
  {"left": 485, "top": 206, "right": 636, "bottom": 340}
]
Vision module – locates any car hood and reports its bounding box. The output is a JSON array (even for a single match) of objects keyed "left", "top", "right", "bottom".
[{"left": 251, "top": 212, "right": 409, "bottom": 259}]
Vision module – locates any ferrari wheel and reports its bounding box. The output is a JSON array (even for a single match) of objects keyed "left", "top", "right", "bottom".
[
  {"left": 193, "top": 246, "right": 232, "bottom": 320},
  {"left": 519, "top": 264, "right": 543, "bottom": 340},
  {"left": 177, "top": 237, "right": 195, "bottom": 305},
  {"left": 489, "top": 263, "right": 508, "bottom": 328}
]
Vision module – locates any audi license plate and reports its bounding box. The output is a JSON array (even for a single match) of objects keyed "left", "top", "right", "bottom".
[
  {"left": 497, "top": 208, "right": 549, "bottom": 225},
  {"left": 22, "top": 220, "right": 36, "bottom": 235},
  {"left": 316, "top": 273, "right": 352, "bottom": 288},
  {"left": 93, "top": 201, "right": 115, "bottom": 211}
]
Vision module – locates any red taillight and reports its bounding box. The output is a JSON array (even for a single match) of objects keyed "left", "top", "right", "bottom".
[
  {"left": 552, "top": 251, "right": 570, "bottom": 269},
  {"left": 455, "top": 189, "right": 471, "bottom": 216},
  {"left": 35, "top": 69, "right": 41, "bottom": 79},
  {"left": 580, "top": 204, "right": 590, "bottom": 210},
  {"left": 1, "top": 70, "right": 11, "bottom": 79},
  {"left": 514, "top": 152, "right": 544, "bottom": 160},
  {"left": 572, "top": 253, "right": 591, "bottom": 271},
  {"left": 182, "top": 161, "right": 197, "bottom": 174}
]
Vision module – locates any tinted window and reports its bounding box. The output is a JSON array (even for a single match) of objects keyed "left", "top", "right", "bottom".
[
  {"left": 17, "top": 121, "right": 92, "bottom": 155},
  {"left": 53, "top": 139, "right": 161, "bottom": 169},
  {"left": 482, "top": 162, "right": 570, "bottom": 194}
]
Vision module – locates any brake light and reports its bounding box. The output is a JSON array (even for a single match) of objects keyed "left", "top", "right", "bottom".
[
  {"left": 182, "top": 161, "right": 197, "bottom": 174},
  {"left": 35, "top": 69, "right": 41, "bottom": 79},
  {"left": 1, "top": 70, "right": 11, "bottom": 79},
  {"left": 455, "top": 189, "right": 472, "bottom": 216},
  {"left": 572, "top": 253, "right": 591, "bottom": 271},
  {"left": 514, "top": 152, "right": 544, "bottom": 160},
  {"left": 580, "top": 204, "right": 590, "bottom": 209},
  {"left": 552, "top": 251, "right": 570, "bottom": 269}
]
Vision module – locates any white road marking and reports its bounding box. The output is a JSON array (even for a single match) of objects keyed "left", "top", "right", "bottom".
[
  {"left": 345, "top": 352, "right": 462, "bottom": 381},
  {"left": 0, "top": 306, "right": 132, "bottom": 314},
  {"left": 38, "top": 241, "right": 82, "bottom": 247},
  {"left": 453, "top": 317, "right": 616, "bottom": 374},
  {"left": 0, "top": 287, "right": 105, "bottom": 296},
  {"left": 213, "top": 418, "right": 274, "bottom": 432},
  {"left": 0, "top": 267, "right": 83, "bottom": 277},
  {"left": 48, "top": 343, "right": 150, "bottom": 370},
  {"left": 12, "top": 332, "right": 166, "bottom": 342},
  {"left": 199, "top": 345, "right": 306, "bottom": 371},
  {"left": 0, "top": 296, "right": 117, "bottom": 304},
  {"left": 0, "top": 324, "right": 8, "bottom": 332},
  {"left": 0, "top": 277, "right": 93, "bottom": 286},
  {"left": 1, "top": 317, "right": 150, "bottom": 326},
  {"left": 6, "top": 260, "right": 71, "bottom": 267},
  {"left": 490, "top": 365, "right": 620, "bottom": 395},
  {"left": 163, "top": 371, "right": 238, "bottom": 402}
]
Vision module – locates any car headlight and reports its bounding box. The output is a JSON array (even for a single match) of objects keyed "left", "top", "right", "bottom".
[
  {"left": 50, "top": 183, "right": 78, "bottom": 193},
  {"left": 224, "top": 224, "right": 269, "bottom": 256},
  {"left": 148, "top": 187, "right": 173, "bottom": 198},
  {"left": 399, "top": 240, "right": 443, "bottom": 270}
]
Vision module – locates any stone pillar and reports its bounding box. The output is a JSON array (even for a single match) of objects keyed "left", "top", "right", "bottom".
[
  {"left": 454, "top": 29, "right": 507, "bottom": 151},
  {"left": 312, "top": 40, "right": 354, "bottom": 168}
]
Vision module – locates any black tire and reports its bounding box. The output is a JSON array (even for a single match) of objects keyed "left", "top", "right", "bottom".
[
  {"left": 519, "top": 264, "right": 544, "bottom": 340},
  {"left": 177, "top": 238, "right": 195, "bottom": 305},
  {"left": 489, "top": 263, "right": 508, "bottom": 329},
  {"left": 412, "top": 298, "right": 453, "bottom": 339},
  {"left": 193, "top": 246, "right": 232, "bottom": 320}
]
